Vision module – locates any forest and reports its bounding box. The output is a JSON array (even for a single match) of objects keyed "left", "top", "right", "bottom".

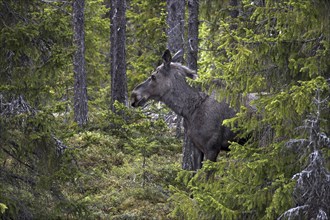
[{"left": 0, "top": 0, "right": 329, "bottom": 219}]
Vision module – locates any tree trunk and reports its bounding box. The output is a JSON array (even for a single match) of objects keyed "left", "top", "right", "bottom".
[
  {"left": 187, "top": 0, "right": 199, "bottom": 70},
  {"left": 166, "top": 0, "right": 185, "bottom": 139},
  {"left": 73, "top": 0, "right": 88, "bottom": 126},
  {"left": 110, "top": 0, "right": 128, "bottom": 112},
  {"left": 182, "top": 0, "right": 202, "bottom": 170},
  {"left": 166, "top": 0, "right": 185, "bottom": 59}
]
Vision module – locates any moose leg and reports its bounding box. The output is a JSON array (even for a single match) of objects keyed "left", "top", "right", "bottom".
[
  {"left": 204, "top": 134, "right": 221, "bottom": 162},
  {"left": 192, "top": 147, "right": 203, "bottom": 170},
  {"left": 204, "top": 149, "right": 219, "bottom": 162}
]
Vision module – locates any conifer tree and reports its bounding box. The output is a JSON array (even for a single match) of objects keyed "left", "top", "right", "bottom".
[
  {"left": 187, "top": 0, "right": 199, "bottom": 71},
  {"left": 183, "top": 0, "right": 203, "bottom": 170},
  {"left": 166, "top": 0, "right": 185, "bottom": 58},
  {"left": 0, "top": 1, "right": 75, "bottom": 218},
  {"left": 126, "top": 0, "right": 167, "bottom": 89},
  {"left": 110, "top": 0, "right": 128, "bottom": 112},
  {"left": 166, "top": 0, "right": 186, "bottom": 140},
  {"left": 73, "top": 0, "right": 88, "bottom": 126},
  {"left": 279, "top": 90, "right": 330, "bottom": 219},
  {"left": 169, "top": 0, "right": 330, "bottom": 218}
]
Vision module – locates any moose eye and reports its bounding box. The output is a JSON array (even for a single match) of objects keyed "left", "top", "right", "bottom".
[{"left": 151, "top": 74, "right": 156, "bottom": 81}]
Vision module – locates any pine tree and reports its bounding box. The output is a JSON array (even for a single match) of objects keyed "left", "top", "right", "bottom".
[
  {"left": 166, "top": 0, "right": 186, "bottom": 141},
  {"left": 73, "top": 0, "right": 88, "bottom": 126},
  {"left": 182, "top": 0, "right": 203, "bottom": 170},
  {"left": 187, "top": 0, "right": 199, "bottom": 71},
  {"left": 166, "top": 0, "right": 185, "bottom": 58},
  {"left": 110, "top": 0, "right": 128, "bottom": 112}
]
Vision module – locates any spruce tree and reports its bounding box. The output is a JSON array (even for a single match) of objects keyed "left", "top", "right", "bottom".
[
  {"left": 110, "top": 0, "right": 128, "bottom": 112},
  {"left": 73, "top": 0, "right": 88, "bottom": 126},
  {"left": 169, "top": 0, "right": 330, "bottom": 218},
  {"left": 183, "top": 0, "right": 203, "bottom": 170}
]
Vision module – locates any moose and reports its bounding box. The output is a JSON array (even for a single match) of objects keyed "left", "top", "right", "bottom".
[{"left": 131, "top": 50, "right": 238, "bottom": 170}]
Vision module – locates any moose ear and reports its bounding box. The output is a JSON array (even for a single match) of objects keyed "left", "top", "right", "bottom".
[
  {"left": 162, "top": 49, "right": 172, "bottom": 68},
  {"left": 172, "top": 49, "right": 183, "bottom": 63}
]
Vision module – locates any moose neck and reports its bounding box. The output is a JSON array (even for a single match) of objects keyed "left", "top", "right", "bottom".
[{"left": 160, "top": 77, "right": 205, "bottom": 120}]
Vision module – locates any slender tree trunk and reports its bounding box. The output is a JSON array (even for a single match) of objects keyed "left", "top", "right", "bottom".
[
  {"left": 110, "top": 0, "right": 116, "bottom": 106},
  {"left": 166, "top": 0, "right": 185, "bottom": 57},
  {"left": 73, "top": 0, "right": 88, "bottom": 126},
  {"left": 187, "top": 0, "right": 199, "bottom": 70},
  {"left": 166, "top": 0, "right": 185, "bottom": 138},
  {"left": 110, "top": 0, "right": 128, "bottom": 112},
  {"left": 182, "top": 0, "right": 202, "bottom": 170}
]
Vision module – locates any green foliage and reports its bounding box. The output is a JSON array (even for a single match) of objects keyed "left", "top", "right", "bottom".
[
  {"left": 1, "top": 0, "right": 329, "bottom": 219},
  {"left": 0, "top": 0, "right": 184, "bottom": 219},
  {"left": 169, "top": 0, "right": 330, "bottom": 219},
  {"left": 56, "top": 102, "right": 181, "bottom": 218},
  {"left": 0, "top": 97, "right": 71, "bottom": 219},
  {"left": 85, "top": 0, "right": 110, "bottom": 105},
  {"left": 0, "top": 98, "right": 181, "bottom": 219},
  {"left": 169, "top": 145, "right": 298, "bottom": 219},
  {"left": 0, "top": 0, "right": 73, "bottom": 106},
  {"left": 126, "top": 0, "right": 167, "bottom": 90},
  {"left": 0, "top": 203, "right": 8, "bottom": 214}
]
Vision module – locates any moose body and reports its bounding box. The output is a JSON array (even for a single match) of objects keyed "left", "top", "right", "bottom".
[{"left": 131, "top": 50, "right": 236, "bottom": 169}]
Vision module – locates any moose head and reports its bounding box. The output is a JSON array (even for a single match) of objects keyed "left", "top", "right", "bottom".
[{"left": 131, "top": 49, "right": 197, "bottom": 108}]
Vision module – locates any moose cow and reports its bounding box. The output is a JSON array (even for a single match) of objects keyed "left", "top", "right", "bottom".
[{"left": 131, "top": 50, "right": 237, "bottom": 170}]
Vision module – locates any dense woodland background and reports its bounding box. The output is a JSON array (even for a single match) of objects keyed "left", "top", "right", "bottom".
[{"left": 0, "top": 0, "right": 329, "bottom": 219}]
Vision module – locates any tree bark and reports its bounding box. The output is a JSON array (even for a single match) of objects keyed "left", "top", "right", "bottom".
[
  {"left": 187, "top": 0, "right": 199, "bottom": 70},
  {"left": 166, "top": 0, "right": 185, "bottom": 59},
  {"left": 110, "top": 0, "right": 128, "bottom": 112},
  {"left": 166, "top": 0, "right": 185, "bottom": 139},
  {"left": 73, "top": 0, "right": 88, "bottom": 126},
  {"left": 182, "top": 0, "right": 203, "bottom": 170}
]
